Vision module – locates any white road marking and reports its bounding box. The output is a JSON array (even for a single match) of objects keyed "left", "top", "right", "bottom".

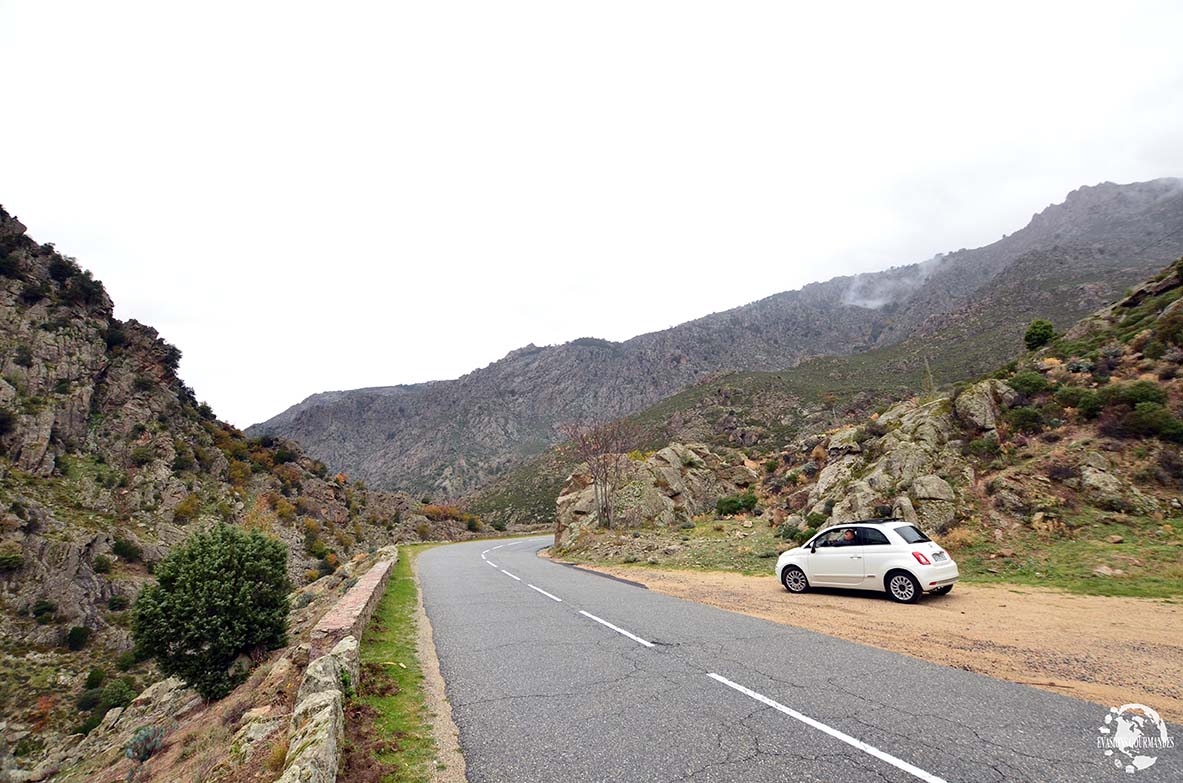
[
  {"left": 493, "top": 544, "right": 503, "bottom": 550},
  {"left": 500, "top": 569, "right": 521, "bottom": 581},
  {"left": 487, "top": 561, "right": 499, "bottom": 568},
  {"left": 706, "top": 673, "right": 948, "bottom": 783},
  {"left": 527, "top": 584, "right": 563, "bottom": 602},
  {"left": 578, "top": 611, "right": 655, "bottom": 648}
]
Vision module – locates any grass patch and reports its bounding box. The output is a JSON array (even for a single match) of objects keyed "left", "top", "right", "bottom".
[
  {"left": 947, "top": 513, "right": 1183, "bottom": 598},
  {"left": 349, "top": 545, "right": 439, "bottom": 783}
]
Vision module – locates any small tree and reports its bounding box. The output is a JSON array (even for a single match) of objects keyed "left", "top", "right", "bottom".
[
  {"left": 132, "top": 524, "right": 290, "bottom": 700},
  {"left": 558, "top": 419, "right": 641, "bottom": 528},
  {"left": 1024, "top": 319, "right": 1055, "bottom": 351}
]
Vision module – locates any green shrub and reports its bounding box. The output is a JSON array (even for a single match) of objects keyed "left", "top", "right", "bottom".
[
  {"left": 133, "top": 375, "right": 155, "bottom": 392},
  {"left": 172, "top": 493, "right": 201, "bottom": 524},
  {"left": 715, "top": 491, "right": 758, "bottom": 516},
  {"left": 85, "top": 668, "right": 107, "bottom": 689},
  {"left": 1004, "top": 407, "right": 1044, "bottom": 434},
  {"left": 93, "top": 554, "right": 112, "bottom": 574},
  {"left": 130, "top": 446, "right": 155, "bottom": 467},
  {"left": 1123, "top": 402, "right": 1183, "bottom": 442},
  {"left": 0, "top": 540, "right": 23, "bottom": 571},
  {"left": 132, "top": 524, "right": 291, "bottom": 700},
  {"left": 112, "top": 537, "right": 142, "bottom": 562},
  {"left": 48, "top": 256, "right": 76, "bottom": 282},
  {"left": 66, "top": 626, "right": 92, "bottom": 651},
  {"left": 964, "top": 437, "right": 1001, "bottom": 458},
  {"left": 108, "top": 595, "right": 129, "bottom": 611},
  {"left": 1024, "top": 319, "right": 1055, "bottom": 350},
  {"left": 1054, "top": 386, "right": 1090, "bottom": 409},
  {"left": 116, "top": 650, "right": 137, "bottom": 671},
  {"left": 0, "top": 408, "right": 15, "bottom": 436},
  {"left": 763, "top": 458, "right": 779, "bottom": 474},
  {"left": 76, "top": 687, "right": 104, "bottom": 711},
  {"left": 1103, "top": 380, "right": 1167, "bottom": 408},
  {"left": 32, "top": 599, "right": 56, "bottom": 624},
  {"left": 13, "top": 345, "right": 33, "bottom": 368},
  {"left": 1008, "top": 371, "right": 1051, "bottom": 397}
]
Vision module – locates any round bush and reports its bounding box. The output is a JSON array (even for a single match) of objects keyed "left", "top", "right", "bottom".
[{"left": 131, "top": 524, "right": 291, "bottom": 700}]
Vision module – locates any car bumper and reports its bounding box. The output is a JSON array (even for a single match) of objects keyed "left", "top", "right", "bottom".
[{"left": 917, "top": 562, "right": 959, "bottom": 591}]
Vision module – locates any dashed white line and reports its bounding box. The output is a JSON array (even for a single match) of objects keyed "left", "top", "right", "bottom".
[
  {"left": 486, "top": 560, "right": 499, "bottom": 568},
  {"left": 706, "top": 673, "right": 948, "bottom": 783},
  {"left": 527, "top": 584, "right": 563, "bottom": 602},
  {"left": 500, "top": 569, "right": 521, "bottom": 581},
  {"left": 578, "top": 610, "right": 655, "bottom": 648},
  {"left": 492, "top": 544, "right": 503, "bottom": 550}
]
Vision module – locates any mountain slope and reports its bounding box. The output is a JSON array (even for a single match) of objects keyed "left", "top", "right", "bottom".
[
  {"left": 251, "top": 179, "right": 1183, "bottom": 497},
  {"left": 0, "top": 207, "right": 477, "bottom": 752}
]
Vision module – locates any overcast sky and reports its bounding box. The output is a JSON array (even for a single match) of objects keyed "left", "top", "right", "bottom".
[{"left": 2, "top": 1, "right": 1182, "bottom": 428}]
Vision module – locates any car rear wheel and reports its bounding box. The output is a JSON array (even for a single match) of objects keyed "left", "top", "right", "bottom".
[
  {"left": 933, "top": 585, "right": 953, "bottom": 596},
  {"left": 886, "top": 571, "right": 921, "bottom": 603},
  {"left": 782, "top": 565, "right": 809, "bottom": 594}
]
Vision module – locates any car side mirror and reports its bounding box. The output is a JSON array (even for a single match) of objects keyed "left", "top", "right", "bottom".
[{"left": 809, "top": 542, "right": 817, "bottom": 553}]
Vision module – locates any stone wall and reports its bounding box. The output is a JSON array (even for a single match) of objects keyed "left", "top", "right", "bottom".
[
  {"left": 310, "top": 547, "right": 396, "bottom": 656},
  {"left": 278, "top": 547, "right": 397, "bottom": 783}
]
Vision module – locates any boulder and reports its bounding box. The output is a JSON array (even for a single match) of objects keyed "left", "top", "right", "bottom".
[
  {"left": 954, "top": 380, "right": 1017, "bottom": 431},
  {"left": 911, "top": 475, "right": 955, "bottom": 501}
]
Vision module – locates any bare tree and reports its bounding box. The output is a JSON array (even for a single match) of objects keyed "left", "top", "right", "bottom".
[{"left": 558, "top": 419, "right": 641, "bottom": 528}]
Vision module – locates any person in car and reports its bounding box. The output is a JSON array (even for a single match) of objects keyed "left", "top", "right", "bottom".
[{"left": 837, "top": 528, "right": 857, "bottom": 546}]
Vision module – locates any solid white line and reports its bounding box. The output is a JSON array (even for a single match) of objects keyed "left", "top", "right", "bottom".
[
  {"left": 486, "top": 561, "right": 499, "bottom": 568},
  {"left": 500, "top": 569, "right": 521, "bottom": 581},
  {"left": 493, "top": 544, "right": 503, "bottom": 550},
  {"left": 527, "top": 584, "right": 563, "bottom": 602},
  {"left": 578, "top": 610, "right": 655, "bottom": 648},
  {"left": 706, "top": 673, "right": 948, "bottom": 783}
]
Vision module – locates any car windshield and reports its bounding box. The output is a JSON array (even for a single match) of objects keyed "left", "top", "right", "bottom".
[{"left": 895, "top": 525, "right": 931, "bottom": 543}]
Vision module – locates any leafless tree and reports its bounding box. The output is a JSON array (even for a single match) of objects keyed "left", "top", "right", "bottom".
[{"left": 558, "top": 418, "right": 641, "bottom": 528}]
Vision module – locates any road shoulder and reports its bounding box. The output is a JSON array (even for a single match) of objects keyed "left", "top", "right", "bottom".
[{"left": 571, "top": 562, "right": 1183, "bottom": 722}]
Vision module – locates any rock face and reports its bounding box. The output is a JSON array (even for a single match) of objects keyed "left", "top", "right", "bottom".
[
  {"left": 954, "top": 379, "right": 1018, "bottom": 432},
  {"left": 0, "top": 208, "right": 468, "bottom": 755},
  {"left": 554, "top": 443, "right": 757, "bottom": 546},
  {"left": 803, "top": 390, "right": 988, "bottom": 532},
  {"left": 250, "top": 180, "right": 1183, "bottom": 498}
]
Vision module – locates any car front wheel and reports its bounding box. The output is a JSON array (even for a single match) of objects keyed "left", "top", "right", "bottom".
[
  {"left": 886, "top": 571, "right": 921, "bottom": 603},
  {"left": 782, "top": 565, "right": 809, "bottom": 594}
]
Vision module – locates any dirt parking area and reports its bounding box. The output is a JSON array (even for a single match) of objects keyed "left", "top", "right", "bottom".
[{"left": 578, "top": 564, "right": 1183, "bottom": 722}]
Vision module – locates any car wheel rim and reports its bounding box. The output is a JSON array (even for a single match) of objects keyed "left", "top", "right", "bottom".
[
  {"left": 786, "top": 570, "right": 805, "bottom": 591},
  {"left": 890, "top": 576, "right": 914, "bottom": 601}
]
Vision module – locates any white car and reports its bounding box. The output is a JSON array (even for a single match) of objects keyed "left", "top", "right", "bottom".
[{"left": 775, "top": 519, "right": 958, "bottom": 603}]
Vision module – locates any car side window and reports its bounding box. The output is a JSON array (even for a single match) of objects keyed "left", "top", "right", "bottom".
[
  {"left": 814, "top": 529, "right": 845, "bottom": 547},
  {"left": 861, "top": 528, "right": 889, "bottom": 545}
]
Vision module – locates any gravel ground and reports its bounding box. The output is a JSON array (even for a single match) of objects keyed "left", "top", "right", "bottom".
[{"left": 575, "top": 563, "right": 1183, "bottom": 722}]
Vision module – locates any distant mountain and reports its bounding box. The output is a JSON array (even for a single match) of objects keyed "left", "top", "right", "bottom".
[{"left": 250, "top": 179, "right": 1183, "bottom": 498}]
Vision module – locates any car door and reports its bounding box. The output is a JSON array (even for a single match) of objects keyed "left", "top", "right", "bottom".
[
  {"left": 856, "top": 526, "right": 894, "bottom": 590},
  {"left": 807, "top": 528, "right": 866, "bottom": 586}
]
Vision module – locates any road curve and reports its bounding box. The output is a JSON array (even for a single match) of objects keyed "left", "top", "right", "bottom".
[{"left": 418, "top": 536, "right": 1180, "bottom": 782}]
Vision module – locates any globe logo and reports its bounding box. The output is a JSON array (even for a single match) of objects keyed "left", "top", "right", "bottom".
[{"left": 1097, "top": 704, "right": 1175, "bottom": 774}]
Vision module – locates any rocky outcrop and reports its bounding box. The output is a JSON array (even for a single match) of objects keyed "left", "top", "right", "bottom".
[
  {"left": 555, "top": 443, "right": 757, "bottom": 547},
  {"left": 801, "top": 392, "right": 979, "bottom": 532},
  {"left": 954, "top": 379, "right": 1018, "bottom": 432}
]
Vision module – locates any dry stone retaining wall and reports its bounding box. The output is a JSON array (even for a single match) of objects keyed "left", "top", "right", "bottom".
[{"left": 278, "top": 548, "right": 397, "bottom": 783}]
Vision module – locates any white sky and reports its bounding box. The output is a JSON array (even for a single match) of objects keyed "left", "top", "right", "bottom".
[{"left": 2, "top": 1, "right": 1182, "bottom": 428}]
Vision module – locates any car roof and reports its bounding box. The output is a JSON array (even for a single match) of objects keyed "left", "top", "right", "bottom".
[{"left": 839, "top": 518, "right": 907, "bottom": 526}]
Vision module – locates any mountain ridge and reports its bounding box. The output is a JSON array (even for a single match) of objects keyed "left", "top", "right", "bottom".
[{"left": 250, "top": 178, "right": 1183, "bottom": 497}]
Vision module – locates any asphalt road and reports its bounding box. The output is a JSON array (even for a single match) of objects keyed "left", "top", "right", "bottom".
[{"left": 418, "top": 537, "right": 1181, "bottom": 782}]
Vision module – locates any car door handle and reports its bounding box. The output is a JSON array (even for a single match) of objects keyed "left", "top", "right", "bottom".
[{"left": 850, "top": 555, "right": 861, "bottom": 559}]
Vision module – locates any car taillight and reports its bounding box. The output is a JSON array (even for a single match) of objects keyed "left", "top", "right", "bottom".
[{"left": 912, "top": 551, "right": 931, "bottom": 565}]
